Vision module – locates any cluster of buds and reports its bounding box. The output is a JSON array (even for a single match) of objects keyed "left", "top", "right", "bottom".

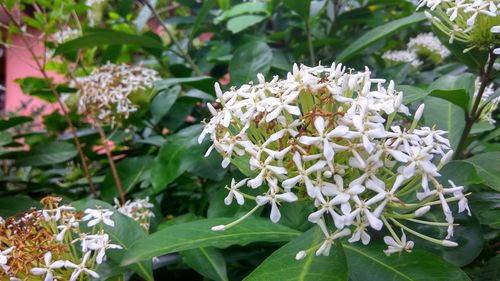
[
  {"left": 418, "top": 0, "right": 500, "bottom": 52},
  {"left": 382, "top": 32, "right": 449, "bottom": 67},
  {"left": 77, "top": 62, "right": 160, "bottom": 127},
  {"left": 52, "top": 27, "right": 81, "bottom": 44},
  {"left": 201, "top": 63, "right": 470, "bottom": 257},
  {"left": 0, "top": 196, "right": 122, "bottom": 280},
  {"left": 114, "top": 197, "right": 155, "bottom": 230},
  {"left": 474, "top": 78, "right": 499, "bottom": 124}
]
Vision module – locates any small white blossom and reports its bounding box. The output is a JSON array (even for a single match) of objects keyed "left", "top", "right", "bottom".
[
  {"left": 30, "top": 252, "right": 65, "bottom": 281},
  {"left": 82, "top": 208, "right": 115, "bottom": 227},
  {"left": 383, "top": 231, "right": 414, "bottom": 255}
]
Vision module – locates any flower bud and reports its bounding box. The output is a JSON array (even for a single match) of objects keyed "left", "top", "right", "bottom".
[
  {"left": 295, "top": 250, "right": 307, "bottom": 260},
  {"left": 414, "top": 104, "right": 425, "bottom": 122},
  {"left": 414, "top": 206, "right": 431, "bottom": 217},
  {"left": 211, "top": 225, "right": 226, "bottom": 231},
  {"left": 440, "top": 150, "right": 454, "bottom": 166},
  {"left": 323, "top": 171, "right": 333, "bottom": 178},
  {"left": 442, "top": 240, "right": 458, "bottom": 247}
]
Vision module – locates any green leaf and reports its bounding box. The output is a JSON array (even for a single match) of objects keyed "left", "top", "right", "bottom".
[
  {"left": 463, "top": 152, "right": 500, "bottom": 191},
  {"left": 215, "top": 2, "right": 269, "bottom": 22},
  {"left": 155, "top": 76, "right": 216, "bottom": 94},
  {"left": 181, "top": 247, "right": 229, "bottom": 281},
  {"left": 0, "top": 196, "right": 41, "bottom": 217},
  {"left": 469, "top": 193, "right": 500, "bottom": 229},
  {"left": 72, "top": 199, "right": 154, "bottom": 281},
  {"left": 150, "top": 85, "right": 181, "bottom": 123},
  {"left": 426, "top": 74, "right": 475, "bottom": 111},
  {"left": 16, "top": 76, "right": 57, "bottom": 103},
  {"left": 152, "top": 125, "right": 206, "bottom": 192},
  {"left": 190, "top": 0, "right": 217, "bottom": 40},
  {"left": 227, "top": 15, "right": 266, "bottom": 34},
  {"left": 121, "top": 217, "right": 300, "bottom": 266},
  {"left": 470, "top": 122, "right": 495, "bottom": 135},
  {"left": 11, "top": 142, "right": 78, "bottom": 167},
  {"left": 423, "top": 96, "right": 465, "bottom": 150},
  {"left": 336, "top": 13, "right": 426, "bottom": 62},
  {"left": 398, "top": 85, "right": 427, "bottom": 105},
  {"left": 244, "top": 227, "right": 347, "bottom": 281},
  {"left": 278, "top": 201, "right": 314, "bottom": 231},
  {"left": 55, "top": 30, "right": 164, "bottom": 55},
  {"left": 343, "top": 242, "right": 470, "bottom": 281},
  {"left": 438, "top": 161, "right": 482, "bottom": 186},
  {"left": 477, "top": 255, "right": 500, "bottom": 281},
  {"left": 282, "top": 0, "right": 311, "bottom": 19},
  {"left": 0, "top": 116, "right": 33, "bottom": 131},
  {"left": 102, "top": 156, "right": 153, "bottom": 201},
  {"left": 229, "top": 41, "right": 272, "bottom": 85}
]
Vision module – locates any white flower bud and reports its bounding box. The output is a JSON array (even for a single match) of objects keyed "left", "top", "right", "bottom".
[
  {"left": 441, "top": 240, "right": 458, "bottom": 247},
  {"left": 491, "top": 26, "right": 500, "bottom": 33},
  {"left": 211, "top": 225, "right": 226, "bottom": 231},
  {"left": 414, "top": 206, "right": 431, "bottom": 217},
  {"left": 214, "top": 82, "right": 223, "bottom": 101},
  {"left": 295, "top": 250, "right": 307, "bottom": 260},
  {"left": 414, "top": 104, "right": 425, "bottom": 122},
  {"left": 440, "top": 150, "right": 454, "bottom": 166},
  {"left": 323, "top": 171, "right": 333, "bottom": 178}
]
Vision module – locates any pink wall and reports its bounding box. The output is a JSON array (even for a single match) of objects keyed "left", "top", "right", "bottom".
[{"left": 5, "top": 33, "right": 58, "bottom": 115}]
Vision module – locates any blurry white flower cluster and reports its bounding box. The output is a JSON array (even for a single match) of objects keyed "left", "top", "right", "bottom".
[
  {"left": 78, "top": 62, "right": 160, "bottom": 126},
  {"left": 52, "top": 27, "right": 81, "bottom": 44},
  {"left": 474, "top": 77, "right": 499, "bottom": 124},
  {"left": 382, "top": 32, "right": 449, "bottom": 67},
  {"left": 201, "top": 63, "right": 470, "bottom": 257},
  {"left": 382, "top": 50, "right": 423, "bottom": 67},
  {"left": 417, "top": 0, "right": 500, "bottom": 52},
  {"left": 0, "top": 196, "right": 122, "bottom": 280},
  {"left": 114, "top": 197, "right": 155, "bottom": 230},
  {"left": 408, "top": 32, "right": 451, "bottom": 63}
]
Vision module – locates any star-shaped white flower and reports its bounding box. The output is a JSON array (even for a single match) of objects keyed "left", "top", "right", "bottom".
[
  {"left": 82, "top": 208, "right": 115, "bottom": 227},
  {"left": 224, "top": 178, "right": 248, "bottom": 205},
  {"left": 30, "top": 251, "right": 65, "bottom": 281},
  {"left": 65, "top": 252, "right": 100, "bottom": 281},
  {"left": 255, "top": 192, "right": 298, "bottom": 223},
  {"left": 383, "top": 231, "right": 414, "bottom": 255}
]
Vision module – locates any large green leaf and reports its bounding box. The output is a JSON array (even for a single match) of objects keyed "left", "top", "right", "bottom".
[
  {"left": 55, "top": 30, "right": 164, "bottom": 55},
  {"left": 398, "top": 85, "right": 427, "bottom": 105},
  {"left": 227, "top": 15, "right": 266, "bottom": 33},
  {"left": 282, "top": 0, "right": 311, "bottom": 19},
  {"left": 155, "top": 76, "right": 216, "bottom": 94},
  {"left": 343, "top": 243, "right": 470, "bottom": 281},
  {"left": 152, "top": 125, "right": 207, "bottom": 192},
  {"left": 477, "top": 255, "right": 500, "bottom": 281},
  {"left": 72, "top": 199, "right": 154, "bottom": 281},
  {"left": 11, "top": 142, "right": 78, "bottom": 167},
  {"left": 469, "top": 192, "right": 500, "bottom": 229},
  {"left": 0, "top": 116, "right": 33, "bottom": 131},
  {"left": 464, "top": 152, "right": 500, "bottom": 192},
  {"left": 244, "top": 227, "right": 347, "bottom": 281},
  {"left": 229, "top": 41, "right": 273, "bottom": 85},
  {"left": 0, "top": 196, "right": 41, "bottom": 217},
  {"left": 181, "top": 247, "right": 229, "bottom": 281},
  {"left": 121, "top": 217, "right": 300, "bottom": 266},
  {"left": 215, "top": 2, "right": 269, "bottom": 22},
  {"left": 426, "top": 74, "right": 475, "bottom": 111},
  {"left": 423, "top": 96, "right": 465, "bottom": 150},
  {"left": 150, "top": 85, "right": 181, "bottom": 123},
  {"left": 102, "top": 156, "right": 153, "bottom": 201},
  {"left": 336, "top": 13, "right": 426, "bottom": 62},
  {"left": 438, "top": 161, "right": 482, "bottom": 186}
]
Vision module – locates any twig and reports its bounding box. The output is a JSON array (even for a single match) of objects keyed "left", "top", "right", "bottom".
[
  {"left": 136, "top": 0, "right": 203, "bottom": 76},
  {"left": 1, "top": 5, "right": 97, "bottom": 196},
  {"left": 454, "top": 50, "right": 497, "bottom": 159},
  {"left": 97, "top": 125, "right": 125, "bottom": 204}
]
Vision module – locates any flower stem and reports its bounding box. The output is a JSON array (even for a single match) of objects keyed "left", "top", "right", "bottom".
[
  {"left": 97, "top": 125, "right": 125, "bottom": 204},
  {"left": 454, "top": 50, "right": 497, "bottom": 159}
]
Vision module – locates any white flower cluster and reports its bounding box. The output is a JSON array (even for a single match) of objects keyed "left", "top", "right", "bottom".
[
  {"left": 52, "top": 27, "right": 81, "bottom": 44},
  {"left": 114, "top": 197, "right": 155, "bottom": 230},
  {"left": 383, "top": 32, "right": 449, "bottom": 67},
  {"left": 382, "top": 50, "right": 423, "bottom": 67},
  {"left": 474, "top": 77, "right": 499, "bottom": 124},
  {"left": 201, "top": 63, "right": 470, "bottom": 257},
  {"left": 418, "top": 0, "right": 500, "bottom": 51},
  {"left": 78, "top": 62, "right": 160, "bottom": 126},
  {"left": 0, "top": 198, "right": 122, "bottom": 281},
  {"left": 408, "top": 32, "right": 451, "bottom": 62}
]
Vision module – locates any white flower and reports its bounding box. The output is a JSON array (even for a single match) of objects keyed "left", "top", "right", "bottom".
[
  {"left": 282, "top": 152, "right": 327, "bottom": 197},
  {"left": 407, "top": 32, "right": 450, "bottom": 63},
  {"left": 65, "top": 252, "right": 100, "bottom": 281},
  {"left": 56, "top": 216, "right": 79, "bottom": 241},
  {"left": 383, "top": 231, "right": 414, "bottom": 255},
  {"left": 30, "top": 251, "right": 65, "bottom": 281},
  {"left": 82, "top": 208, "right": 115, "bottom": 227},
  {"left": 255, "top": 192, "right": 298, "bottom": 223},
  {"left": 87, "top": 233, "right": 123, "bottom": 264},
  {"left": 382, "top": 50, "right": 422, "bottom": 67},
  {"left": 224, "top": 178, "right": 248, "bottom": 205},
  {"left": 0, "top": 246, "right": 14, "bottom": 272},
  {"left": 315, "top": 220, "right": 352, "bottom": 256}
]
